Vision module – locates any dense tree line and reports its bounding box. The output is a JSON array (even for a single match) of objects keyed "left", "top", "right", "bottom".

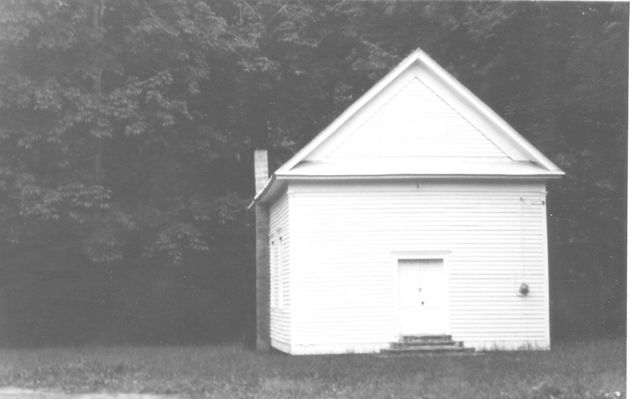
[{"left": 0, "top": 1, "right": 625, "bottom": 344}]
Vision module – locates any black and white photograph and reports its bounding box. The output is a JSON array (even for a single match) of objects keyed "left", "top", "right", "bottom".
[{"left": 0, "top": 1, "right": 626, "bottom": 398}]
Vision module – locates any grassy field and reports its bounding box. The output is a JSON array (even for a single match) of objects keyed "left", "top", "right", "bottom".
[{"left": 0, "top": 339, "right": 624, "bottom": 398}]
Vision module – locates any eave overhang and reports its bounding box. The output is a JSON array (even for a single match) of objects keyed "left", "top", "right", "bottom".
[{"left": 250, "top": 170, "right": 564, "bottom": 207}]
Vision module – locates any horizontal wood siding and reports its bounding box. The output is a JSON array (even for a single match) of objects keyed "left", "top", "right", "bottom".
[
  {"left": 326, "top": 78, "right": 507, "bottom": 159},
  {"left": 289, "top": 181, "right": 549, "bottom": 353},
  {"left": 269, "top": 191, "right": 291, "bottom": 350},
  {"left": 306, "top": 63, "right": 524, "bottom": 165}
]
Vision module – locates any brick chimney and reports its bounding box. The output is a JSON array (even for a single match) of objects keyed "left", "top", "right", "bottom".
[
  {"left": 253, "top": 150, "right": 270, "bottom": 351},
  {"left": 254, "top": 150, "right": 269, "bottom": 195}
]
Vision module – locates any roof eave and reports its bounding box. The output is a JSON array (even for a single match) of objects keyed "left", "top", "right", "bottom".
[
  {"left": 252, "top": 170, "right": 564, "bottom": 207},
  {"left": 276, "top": 172, "right": 564, "bottom": 180},
  {"left": 247, "top": 174, "right": 276, "bottom": 209}
]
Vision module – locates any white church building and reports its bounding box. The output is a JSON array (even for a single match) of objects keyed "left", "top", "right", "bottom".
[{"left": 252, "top": 49, "right": 564, "bottom": 355}]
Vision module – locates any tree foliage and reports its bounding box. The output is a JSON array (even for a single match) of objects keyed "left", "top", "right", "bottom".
[{"left": 0, "top": 1, "right": 626, "bottom": 343}]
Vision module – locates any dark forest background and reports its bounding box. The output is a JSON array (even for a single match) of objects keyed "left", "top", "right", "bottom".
[{"left": 0, "top": 0, "right": 626, "bottom": 346}]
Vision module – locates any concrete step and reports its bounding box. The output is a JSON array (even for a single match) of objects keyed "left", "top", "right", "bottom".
[
  {"left": 381, "top": 335, "right": 474, "bottom": 355},
  {"left": 381, "top": 345, "right": 475, "bottom": 355},
  {"left": 390, "top": 340, "right": 461, "bottom": 349},
  {"left": 402, "top": 335, "right": 452, "bottom": 343}
]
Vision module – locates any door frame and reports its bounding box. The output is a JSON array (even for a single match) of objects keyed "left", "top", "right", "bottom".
[{"left": 391, "top": 250, "right": 451, "bottom": 337}]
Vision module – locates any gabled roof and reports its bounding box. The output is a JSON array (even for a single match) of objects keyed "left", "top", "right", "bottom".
[{"left": 255, "top": 48, "right": 564, "bottom": 204}]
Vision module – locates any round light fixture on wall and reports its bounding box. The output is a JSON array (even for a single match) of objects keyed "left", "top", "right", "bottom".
[{"left": 518, "top": 283, "right": 530, "bottom": 297}]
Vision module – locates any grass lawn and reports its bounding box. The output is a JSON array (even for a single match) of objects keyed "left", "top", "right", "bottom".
[{"left": 0, "top": 339, "right": 624, "bottom": 399}]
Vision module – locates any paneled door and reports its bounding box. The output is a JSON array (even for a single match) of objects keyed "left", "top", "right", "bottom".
[{"left": 398, "top": 259, "right": 447, "bottom": 335}]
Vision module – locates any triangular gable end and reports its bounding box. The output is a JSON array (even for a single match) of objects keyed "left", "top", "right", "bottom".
[
  {"left": 306, "top": 76, "right": 510, "bottom": 162},
  {"left": 276, "top": 49, "right": 564, "bottom": 177}
]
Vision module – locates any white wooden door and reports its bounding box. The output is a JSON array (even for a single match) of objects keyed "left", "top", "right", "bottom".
[{"left": 398, "top": 259, "right": 447, "bottom": 335}]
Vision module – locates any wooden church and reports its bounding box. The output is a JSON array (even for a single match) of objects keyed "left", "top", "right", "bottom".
[{"left": 252, "top": 49, "right": 564, "bottom": 355}]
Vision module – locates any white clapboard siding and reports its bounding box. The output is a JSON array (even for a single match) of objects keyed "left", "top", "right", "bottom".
[
  {"left": 325, "top": 78, "right": 507, "bottom": 160},
  {"left": 269, "top": 191, "right": 291, "bottom": 351},
  {"left": 303, "top": 62, "right": 520, "bottom": 169},
  {"left": 287, "top": 180, "right": 549, "bottom": 354}
]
